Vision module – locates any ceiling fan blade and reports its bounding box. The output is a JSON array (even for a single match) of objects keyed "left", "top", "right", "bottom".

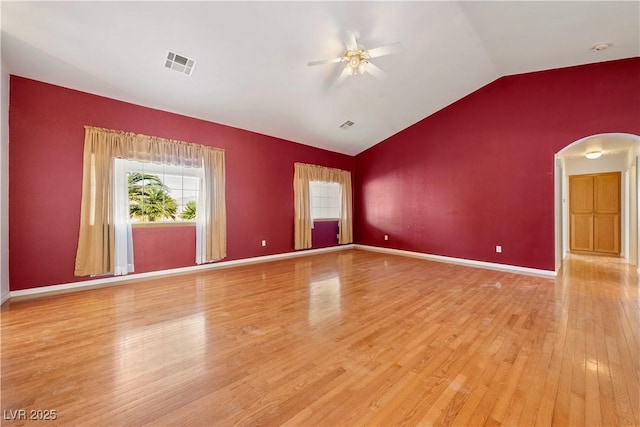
[
  {"left": 365, "top": 62, "right": 386, "bottom": 79},
  {"left": 345, "top": 32, "right": 358, "bottom": 52},
  {"left": 307, "top": 57, "right": 344, "bottom": 66},
  {"left": 367, "top": 42, "right": 401, "bottom": 59},
  {"left": 321, "top": 64, "right": 351, "bottom": 93},
  {"left": 335, "top": 65, "right": 352, "bottom": 86}
]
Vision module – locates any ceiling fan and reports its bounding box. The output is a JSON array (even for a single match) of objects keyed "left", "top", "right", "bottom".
[{"left": 307, "top": 32, "right": 401, "bottom": 87}]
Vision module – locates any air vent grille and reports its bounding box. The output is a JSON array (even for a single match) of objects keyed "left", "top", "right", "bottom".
[
  {"left": 340, "top": 120, "right": 355, "bottom": 129},
  {"left": 165, "top": 51, "right": 196, "bottom": 76}
]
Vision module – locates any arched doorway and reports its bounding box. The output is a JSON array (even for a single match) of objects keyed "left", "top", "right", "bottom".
[{"left": 554, "top": 133, "right": 640, "bottom": 271}]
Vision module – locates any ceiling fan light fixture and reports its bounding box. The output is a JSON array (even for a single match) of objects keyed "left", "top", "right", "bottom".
[
  {"left": 346, "top": 50, "right": 370, "bottom": 75},
  {"left": 307, "top": 32, "right": 400, "bottom": 85},
  {"left": 586, "top": 150, "right": 603, "bottom": 159}
]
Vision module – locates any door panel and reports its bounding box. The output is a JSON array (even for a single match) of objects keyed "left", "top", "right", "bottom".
[
  {"left": 595, "top": 174, "right": 620, "bottom": 214},
  {"left": 594, "top": 214, "right": 619, "bottom": 253},
  {"left": 570, "top": 175, "right": 594, "bottom": 252},
  {"left": 571, "top": 214, "right": 594, "bottom": 252},
  {"left": 570, "top": 175, "right": 594, "bottom": 213}
]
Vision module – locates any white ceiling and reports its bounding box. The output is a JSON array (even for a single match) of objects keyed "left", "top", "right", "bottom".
[
  {"left": 558, "top": 134, "right": 639, "bottom": 159},
  {"left": 2, "top": 1, "right": 639, "bottom": 155}
]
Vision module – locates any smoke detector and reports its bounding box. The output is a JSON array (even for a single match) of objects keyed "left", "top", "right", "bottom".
[
  {"left": 165, "top": 51, "right": 196, "bottom": 76},
  {"left": 591, "top": 43, "right": 611, "bottom": 52}
]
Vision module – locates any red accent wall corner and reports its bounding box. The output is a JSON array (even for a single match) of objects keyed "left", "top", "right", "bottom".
[{"left": 354, "top": 58, "right": 640, "bottom": 271}]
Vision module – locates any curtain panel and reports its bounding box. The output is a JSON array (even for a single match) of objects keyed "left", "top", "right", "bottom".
[
  {"left": 293, "top": 162, "right": 353, "bottom": 250},
  {"left": 196, "top": 148, "right": 227, "bottom": 263},
  {"left": 74, "top": 126, "right": 226, "bottom": 277}
]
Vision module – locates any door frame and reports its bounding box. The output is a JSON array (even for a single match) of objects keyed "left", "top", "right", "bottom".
[{"left": 554, "top": 133, "right": 640, "bottom": 272}]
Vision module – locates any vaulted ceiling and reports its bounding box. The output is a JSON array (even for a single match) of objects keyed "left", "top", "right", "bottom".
[{"left": 2, "top": 1, "right": 638, "bottom": 155}]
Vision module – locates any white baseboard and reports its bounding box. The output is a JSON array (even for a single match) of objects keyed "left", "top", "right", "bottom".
[
  {"left": 1, "top": 291, "right": 9, "bottom": 305},
  {"left": 9, "top": 244, "right": 354, "bottom": 299},
  {"left": 354, "top": 244, "right": 556, "bottom": 278}
]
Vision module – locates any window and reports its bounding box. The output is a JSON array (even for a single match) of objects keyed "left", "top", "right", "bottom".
[
  {"left": 310, "top": 181, "right": 341, "bottom": 220},
  {"left": 123, "top": 159, "right": 201, "bottom": 223},
  {"left": 76, "top": 126, "right": 226, "bottom": 277},
  {"left": 293, "top": 162, "right": 352, "bottom": 250}
]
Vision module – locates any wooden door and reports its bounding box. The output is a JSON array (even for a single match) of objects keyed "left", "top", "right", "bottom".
[
  {"left": 569, "top": 172, "right": 620, "bottom": 254},
  {"left": 594, "top": 173, "right": 620, "bottom": 253}
]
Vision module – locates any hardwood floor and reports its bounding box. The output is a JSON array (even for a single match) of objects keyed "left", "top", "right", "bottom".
[{"left": 1, "top": 249, "right": 638, "bottom": 426}]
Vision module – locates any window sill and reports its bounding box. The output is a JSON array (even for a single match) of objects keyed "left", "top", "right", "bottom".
[
  {"left": 313, "top": 218, "right": 339, "bottom": 222},
  {"left": 132, "top": 221, "right": 196, "bottom": 229}
]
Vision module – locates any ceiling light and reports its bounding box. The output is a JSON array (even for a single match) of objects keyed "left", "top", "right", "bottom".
[
  {"left": 586, "top": 151, "right": 602, "bottom": 159},
  {"left": 345, "top": 49, "right": 371, "bottom": 76},
  {"left": 591, "top": 43, "right": 611, "bottom": 52}
]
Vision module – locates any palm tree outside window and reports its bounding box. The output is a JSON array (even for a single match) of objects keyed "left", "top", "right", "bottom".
[{"left": 124, "top": 161, "right": 201, "bottom": 223}]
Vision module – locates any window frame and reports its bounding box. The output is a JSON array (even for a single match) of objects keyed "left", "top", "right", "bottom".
[
  {"left": 120, "top": 159, "right": 202, "bottom": 225},
  {"left": 309, "top": 180, "right": 341, "bottom": 221}
]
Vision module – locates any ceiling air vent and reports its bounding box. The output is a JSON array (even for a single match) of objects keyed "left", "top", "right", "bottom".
[
  {"left": 340, "top": 120, "right": 355, "bottom": 129},
  {"left": 165, "top": 51, "right": 196, "bottom": 76}
]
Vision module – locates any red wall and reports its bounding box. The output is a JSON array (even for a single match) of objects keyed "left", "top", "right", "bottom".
[
  {"left": 354, "top": 58, "right": 640, "bottom": 271},
  {"left": 9, "top": 58, "right": 640, "bottom": 290},
  {"left": 131, "top": 227, "right": 195, "bottom": 274},
  {"left": 311, "top": 221, "right": 339, "bottom": 248},
  {"left": 9, "top": 76, "right": 353, "bottom": 290}
]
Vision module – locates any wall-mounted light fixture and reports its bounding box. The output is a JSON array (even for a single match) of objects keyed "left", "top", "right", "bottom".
[{"left": 585, "top": 151, "right": 603, "bottom": 159}]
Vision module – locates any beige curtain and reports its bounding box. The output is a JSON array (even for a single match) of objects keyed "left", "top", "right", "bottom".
[
  {"left": 338, "top": 171, "right": 353, "bottom": 245},
  {"left": 197, "top": 148, "right": 227, "bottom": 262},
  {"left": 74, "top": 126, "right": 226, "bottom": 276},
  {"left": 294, "top": 164, "right": 313, "bottom": 249},
  {"left": 293, "top": 162, "right": 353, "bottom": 250}
]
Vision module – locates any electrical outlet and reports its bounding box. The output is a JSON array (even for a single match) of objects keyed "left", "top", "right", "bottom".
[
  {"left": 384, "top": 235, "right": 389, "bottom": 241},
  {"left": 261, "top": 240, "right": 266, "bottom": 247},
  {"left": 496, "top": 245, "right": 502, "bottom": 253}
]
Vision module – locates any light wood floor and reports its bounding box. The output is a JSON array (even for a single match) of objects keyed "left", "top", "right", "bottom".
[{"left": 1, "top": 249, "right": 638, "bottom": 426}]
